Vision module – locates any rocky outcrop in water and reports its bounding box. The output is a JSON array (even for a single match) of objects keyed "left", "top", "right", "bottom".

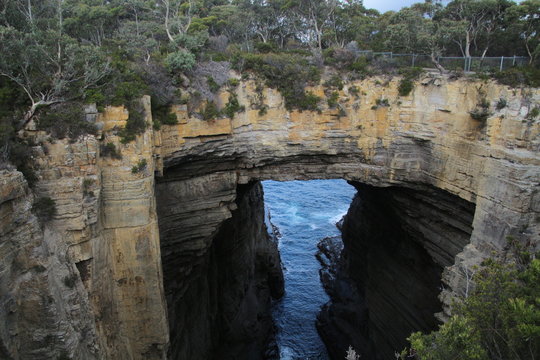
[{"left": 1, "top": 73, "right": 539, "bottom": 359}]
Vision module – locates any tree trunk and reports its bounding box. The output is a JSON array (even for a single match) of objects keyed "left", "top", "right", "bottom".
[
  {"left": 163, "top": 0, "right": 174, "bottom": 43},
  {"left": 465, "top": 30, "right": 471, "bottom": 58},
  {"left": 431, "top": 52, "right": 446, "bottom": 74}
]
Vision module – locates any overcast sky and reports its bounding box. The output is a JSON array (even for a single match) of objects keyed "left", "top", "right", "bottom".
[{"left": 362, "top": 0, "right": 422, "bottom": 13}]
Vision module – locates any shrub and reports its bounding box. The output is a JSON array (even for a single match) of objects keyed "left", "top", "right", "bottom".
[
  {"left": 33, "top": 197, "right": 56, "bottom": 222},
  {"left": 527, "top": 106, "right": 540, "bottom": 120},
  {"left": 110, "top": 78, "right": 148, "bottom": 107},
  {"left": 227, "top": 78, "right": 240, "bottom": 88},
  {"left": 236, "top": 52, "right": 321, "bottom": 111},
  {"left": 37, "top": 103, "right": 97, "bottom": 140},
  {"left": 469, "top": 108, "right": 491, "bottom": 122},
  {"left": 327, "top": 91, "right": 339, "bottom": 108},
  {"left": 207, "top": 76, "right": 221, "bottom": 93},
  {"left": 494, "top": 66, "right": 540, "bottom": 88},
  {"left": 201, "top": 101, "right": 220, "bottom": 120},
  {"left": 223, "top": 93, "right": 245, "bottom": 119},
  {"left": 162, "top": 113, "right": 178, "bottom": 125},
  {"left": 82, "top": 178, "right": 94, "bottom": 197},
  {"left": 496, "top": 98, "right": 507, "bottom": 110},
  {"left": 375, "top": 98, "right": 390, "bottom": 107},
  {"left": 324, "top": 75, "right": 344, "bottom": 90},
  {"left": 151, "top": 98, "right": 178, "bottom": 127},
  {"left": 84, "top": 88, "right": 106, "bottom": 106},
  {"left": 294, "top": 91, "right": 321, "bottom": 112},
  {"left": 398, "top": 67, "right": 423, "bottom": 97},
  {"left": 402, "top": 250, "right": 540, "bottom": 360},
  {"left": 348, "top": 56, "right": 369, "bottom": 73},
  {"left": 254, "top": 42, "right": 277, "bottom": 53},
  {"left": 131, "top": 158, "right": 147, "bottom": 173},
  {"left": 119, "top": 101, "right": 147, "bottom": 144},
  {"left": 165, "top": 49, "right": 196, "bottom": 73},
  {"left": 100, "top": 142, "right": 122, "bottom": 159},
  {"left": 348, "top": 86, "right": 360, "bottom": 98}
]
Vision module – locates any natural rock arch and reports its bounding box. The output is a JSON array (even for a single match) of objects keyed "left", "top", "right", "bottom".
[
  {"left": 154, "top": 76, "right": 539, "bottom": 358},
  {"left": 1, "top": 75, "right": 538, "bottom": 360}
]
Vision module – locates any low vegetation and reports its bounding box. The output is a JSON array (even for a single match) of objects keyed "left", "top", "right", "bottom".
[
  {"left": 401, "top": 239, "right": 540, "bottom": 360},
  {"left": 131, "top": 158, "right": 147, "bottom": 174},
  {"left": 398, "top": 67, "right": 424, "bottom": 97}
]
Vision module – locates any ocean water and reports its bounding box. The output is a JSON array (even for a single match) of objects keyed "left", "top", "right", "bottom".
[{"left": 262, "top": 180, "right": 357, "bottom": 360}]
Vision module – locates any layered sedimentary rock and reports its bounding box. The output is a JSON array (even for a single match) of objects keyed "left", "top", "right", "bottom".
[
  {"left": 1, "top": 73, "right": 539, "bottom": 359},
  {"left": 318, "top": 183, "right": 475, "bottom": 359},
  {"left": 156, "top": 178, "right": 283, "bottom": 360},
  {"left": 1, "top": 98, "right": 168, "bottom": 359}
]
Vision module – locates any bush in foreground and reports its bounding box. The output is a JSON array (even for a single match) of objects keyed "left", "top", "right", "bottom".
[{"left": 402, "top": 244, "right": 540, "bottom": 360}]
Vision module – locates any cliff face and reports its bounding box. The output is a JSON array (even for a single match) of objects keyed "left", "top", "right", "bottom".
[
  {"left": 1, "top": 98, "right": 168, "bottom": 359},
  {"left": 0, "top": 73, "right": 539, "bottom": 359},
  {"left": 156, "top": 178, "right": 283, "bottom": 360},
  {"left": 318, "top": 183, "right": 476, "bottom": 359}
]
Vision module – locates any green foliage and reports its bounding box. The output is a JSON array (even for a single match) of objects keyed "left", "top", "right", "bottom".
[
  {"left": 165, "top": 50, "right": 196, "bottom": 73},
  {"left": 348, "top": 57, "right": 370, "bottom": 75},
  {"left": 207, "top": 76, "right": 221, "bottom": 93},
  {"left": 497, "top": 98, "right": 508, "bottom": 110},
  {"left": 33, "top": 197, "right": 57, "bottom": 222},
  {"left": 82, "top": 178, "right": 94, "bottom": 197},
  {"left": 495, "top": 67, "right": 540, "bottom": 88},
  {"left": 201, "top": 101, "right": 221, "bottom": 120},
  {"left": 110, "top": 77, "right": 148, "bottom": 107},
  {"left": 348, "top": 86, "right": 360, "bottom": 98},
  {"left": 470, "top": 108, "right": 492, "bottom": 121},
  {"left": 119, "top": 102, "right": 147, "bottom": 144},
  {"left": 227, "top": 78, "right": 240, "bottom": 88},
  {"left": 131, "top": 158, "right": 147, "bottom": 174},
  {"left": 470, "top": 90, "right": 492, "bottom": 122},
  {"left": 398, "top": 67, "right": 423, "bottom": 97},
  {"left": 84, "top": 89, "right": 106, "bottom": 106},
  {"left": 527, "top": 106, "right": 540, "bottom": 120},
  {"left": 324, "top": 75, "right": 344, "bottom": 90},
  {"left": 223, "top": 93, "right": 245, "bottom": 119},
  {"left": 236, "top": 52, "right": 321, "bottom": 111},
  {"left": 327, "top": 91, "right": 340, "bottom": 108},
  {"left": 403, "top": 249, "right": 540, "bottom": 360},
  {"left": 375, "top": 98, "right": 390, "bottom": 107},
  {"left": 100, "top": 142, "right": 122, "bottom": 159},
  {"left": 151, "top": 98, "right": 178, "bottom": 128},
  {"left": 255, "top": 42, "right": 277, "bottom": 53},
  {"left": 398, "top": 78, "right": 415, "bottom": 97},
  {"left": 37, "top": 103, "right": 97, "bottom": 140}
]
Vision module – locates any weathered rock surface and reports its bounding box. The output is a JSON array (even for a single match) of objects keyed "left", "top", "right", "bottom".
[
  {"left": 156, "top": 180, "right": 283, "bottom": 360},
  {"left": 318, "top": 183, "right": 475, "bottom": 359},
  {"left": 1, "top": 74, "right": 539, "bottom": 359}
]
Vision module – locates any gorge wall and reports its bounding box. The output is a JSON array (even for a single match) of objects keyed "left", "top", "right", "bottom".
[{"left": 1, "top": 72, "right": 539, "bottom": 359}]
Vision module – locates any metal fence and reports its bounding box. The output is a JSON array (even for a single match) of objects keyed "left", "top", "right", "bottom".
[{"left": 354, "top": 50, "right": 529, "bottom": 72}]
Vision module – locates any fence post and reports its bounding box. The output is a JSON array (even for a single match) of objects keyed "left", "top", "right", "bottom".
[
  {"left": 513, "top": 55, "right": 516, "bottom": 66},
  {"left": 500, "top": 56, "right": 504, "bottom": 72}
]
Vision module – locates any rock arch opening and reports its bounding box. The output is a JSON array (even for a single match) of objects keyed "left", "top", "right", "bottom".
[{"left": 155, "top": 163, "right": 475, "bottom": 359}]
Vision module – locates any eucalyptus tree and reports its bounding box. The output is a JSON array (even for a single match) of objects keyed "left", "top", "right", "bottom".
[
  {"left": 441, "top": 0, "right": 512, "bottom": 58},
  {"left": 383, "top": 3, "right": 448, "bottom": 72},
  {"left": 0, "top": 0, "right": 109, "bottom": 127},
  {"left": 506, "top": 0, "right": 540, "bottom": 63}
]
